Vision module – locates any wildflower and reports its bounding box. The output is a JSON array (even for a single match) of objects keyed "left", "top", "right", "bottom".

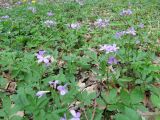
[
  {"left": 35, "top": 50, "right": 54, "bottom": 66},
  {"left": 68, "top": 22, "right": 81, "bottom": 29},
  {"left": 108, "top": 57, "right": 118, "bottom": 64},
  {"left": 70, "top": 110, "right": 81, "bottom": 120},
  {"left": 75, "top": 0, "right": 84, "bottom": 5},
  {"left": 28, "top": 7, "right": 36, "bottom": 13},
  {"left": 1, "top": 15, "right": 9, "bottom": 19},
  {"left": 49, "top": 80, "right": 59, "bottom": 89},
  {"left": 138, "top": 23, "right": 144, "bottom": 28},
  {"left": 47, "top": 11, "right": 54, "bottom": 16},
  {"left": 15, "top": 1, "right": 22, "bottom": 5},
  {"left": 57, "top": 84, "right": 68, "bottom": 95},
  {"left": 99, "top": 44, "right": 119, "bottom": 54},
  {"left": 60, "top": 114, "right": 67, "bottom": 120},
  {"left": 94, "top": 18, "right": 109, "bottom": 28},
  {"left": 36, "top": 91, "right": 50, "bottom": 98},
  {"left": 36, "top": 55, "right": 49, "bottom": 64},
  {"left": 44, "top": 20, "right": 56, "bottom": 28},
  {"left": 37, "top": 50, "right": 46, "bottom": 56},
  {"left": 120, "top": 9, "right": 132, "bottom": 16},
  {"left": 125, "top": 27, "right": 136, "bottom": 36},
  {"left": 115, "top": 31, "right": 126, "bottom": 39}
]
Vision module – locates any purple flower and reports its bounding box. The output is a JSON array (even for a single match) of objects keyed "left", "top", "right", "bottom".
[
  {"left": 37, "top": 50, "right": 46, "bottom": 55},
  {"left": 125, "top": 27, "right": 136, "bottom": 36},
  {"left": 15, "top": 1, "right": 22, "bottom": 5},
  {"left": 70, "top": 110, "right": 81, "bottom": 120},
  {"left": 115, "top": 27, "right": 136, "bottom": 38},
  {"left": 35, "top": 51, "right": 54, "bottom": 66},
  {"left": 49, "top": 80, "right": 59, "bottom": 89},
  {"left": 44, "top": 20, "right": 56, "bottom": 28},
  {"left": 47, "top": 11, "right": 54, "bottom": 16},
  {"left": 60, "top": 114, "right": 67, "bottom": 120},
  {"left": 120, "top": 9, "right": 132, "bottom": 16},
  {"left": 108, "top": 57, "right": 118, "bottom": 65},
  {"left": 138, "top": 23, "right": 144, "bottom": 28},
  {"left": 57, "top": 84, "right": 68, "bottom": 95},
  {"left": 36, "top": 91, "right": 50, "bottom": 98},
  {"left": 28, "top": 7, "right": 36, "bottom": 13},
  {"left": 37, "top": 55, "right": 50, "bottom": 64},
  {"left": 1, "top": 15, "right": 9, "bottom": 19},
  {"left": 68, "top": 22, "right": 81, "bottom": 29},
  {"left": 94, "top": 18, "right": 109, "bottom": 28},
  {"left": 99, "top": 44, "right": 119, "bottom": 54},
  {"left": 115, "top": 31, "right": 126, "bottom": 39}
]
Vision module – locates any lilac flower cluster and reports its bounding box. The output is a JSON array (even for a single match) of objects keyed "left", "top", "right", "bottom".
[
  {"left": 125, "top": 27, "right": 136, "bottom": 36},
  {"left": 60, "top": 110, "right": 81, "bottom": 120},
  {"left": 120, "top": 9, "right": 132, "bottom": 16},
  {"left": 1, "top": 15, "right": 9, "bottom": 19},
  {"left": 68, "top": 22, "right": 81, "bottom": 29},
  {"left": 36, "top": 91, "right": 50, "bottom": 98},
  {"left": 47, "top": 11, "right": 54, "bottom": 16},
  {"left": 15, "top": 1, "right": 22, "bottom": 5},
  {"left": 138, "top": 23, "right": 144, "bottom": 28},
  {"left": 115, "top": 31, "right": 126, "bottom": 39},
  {"left": 115, "top": 27, "right": 136, "bottom": 39},
  {"left": 49, "top": 80, "right": 68, "bottom": 96},
  {"left": 60, "top": 114, "right": 67, "bottom": 120},
  {"left": 35, "top": 50, "right": 54, "bottom": 66},
  {"left": 108, "top": 56, "right": 118, "bottom": 65},
  {"left": 44, "top": 20, "right": 56, "bottom": 28},
  {"left": 70, "top": 109, "right": 81, "bottom": 120},
  {"left": 94, "top": 18, "right": 109, "bottom": 28},
  {"left": 28, "top": 7, "right": 36, "bottom": 13},
  {"left": 36, "top": 80, "right": 68, "bottom": 98},
  {"left": 99, "top": 44, "right": 119, "bottom": 54}
]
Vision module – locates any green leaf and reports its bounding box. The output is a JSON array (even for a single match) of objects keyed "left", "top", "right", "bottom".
[
  {"left": 130, "top": 87, "right": 144, "bottom": 104},
  {"left": 94, "top": 110, "right": 103, "bottom": 120},
  {"left": 124, "top": 107, "right": 141, "bottom": 120},
  {"left": 115, "top": 114, "right": 130, "bottom": 120},
  {"left": 156, "top": 115, "right": 160, "bottom": 120},
  {"left": 151, "top": 93, "right": 160, "bottom": 108},
  {"left": 0, "top": 77, "right": 7, "bottom": 88},
  {"left": 3, "top": 96, "right": 11, "bottom": 112},
  {"left": 106, "top": 89, "right": 117, "bottom": 104},
  {"left": 119, "top": 77, "right": 133, "bottom": 82},
  {"left": 120, "top": 89, "right": 130, "bottom": 105},
  {"left": 10, "top": 116, "right": 22, "bottom": 120}
]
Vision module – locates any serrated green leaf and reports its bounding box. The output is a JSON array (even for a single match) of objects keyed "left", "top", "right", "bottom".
[
  {"left": 151, "top": 93, "right": 160, "bottom": 108},
  {"left": 130, "top": 87, "right": 144, "bottom": 104}
]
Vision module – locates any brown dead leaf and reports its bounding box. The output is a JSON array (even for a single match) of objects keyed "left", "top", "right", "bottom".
[
  {"left": 77, "top": 81, "right": 85, "bottom": 91},
  {"left": 5, "top": 81, "right": 16, "bottom": 93},
  {"left": 153, "top": 57, "right": 160, "bottom": 66},
  {"left": 85, "top": 84, "right": 97, "bottom": 93},
  {"left": 57, "top": 59, "right": 66, "bottom": 68},
  {"left": 2, "top": 72, "right": 12, "bottom": 81},
  {"left": 143, "top": 91, "right": 155, "bottom": 112}
]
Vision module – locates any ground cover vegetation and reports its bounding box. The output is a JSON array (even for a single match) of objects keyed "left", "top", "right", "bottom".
[{"left": 0, "top": 0, "right": 160, "bottom": 120}]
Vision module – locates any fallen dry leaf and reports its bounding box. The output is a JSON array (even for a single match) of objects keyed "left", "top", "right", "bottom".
[
  {"left": 77, "top": 81, "right": 86, "bottom": 91},
  {"left": 84, "top": 84, "right": 97, "bottom": 93}
]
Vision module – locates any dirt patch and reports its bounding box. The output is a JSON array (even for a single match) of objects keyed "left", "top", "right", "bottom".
[{"left": 0, "top": 0, "right": 11, "bottom": 8}]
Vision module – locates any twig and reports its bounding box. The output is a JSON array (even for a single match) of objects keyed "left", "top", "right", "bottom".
[
  {"left": 137, "top": 110, "right": 160, "bottom": 116},
  {"left": 91, "top": 99, "right": 97, "bottom": 120},
  {"left": 83, "top": 109, "right": 89, "bottom": 120}
]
